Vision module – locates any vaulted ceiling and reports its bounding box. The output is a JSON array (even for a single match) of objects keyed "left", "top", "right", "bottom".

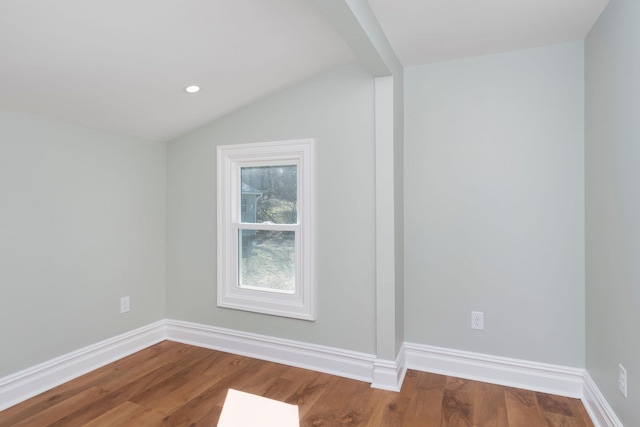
[{"left": 0, "top": 0, "right": 608, "bottom": 142}]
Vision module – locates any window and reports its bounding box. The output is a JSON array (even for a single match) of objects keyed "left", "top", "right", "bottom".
[{"left": 217, "top": 139, "right": 314, "bottom": 320}]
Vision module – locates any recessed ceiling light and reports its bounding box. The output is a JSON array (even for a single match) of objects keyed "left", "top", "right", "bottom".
[{"left": 185, "top": 85, "right": 200, "bottom": 93}]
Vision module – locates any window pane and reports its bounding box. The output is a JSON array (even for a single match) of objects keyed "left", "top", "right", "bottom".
[
  {"left": 238, "top": 230, "right": 295, "bottom": 293},
  {"left": 241, "top": 165, "right": 297, "bottom": 224}
]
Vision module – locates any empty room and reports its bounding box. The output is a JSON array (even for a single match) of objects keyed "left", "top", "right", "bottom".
[{"left": 0, "top": 0, "right": 637, "bottom": 426}]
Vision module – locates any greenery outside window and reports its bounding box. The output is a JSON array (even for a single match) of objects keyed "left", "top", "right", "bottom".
[{"left": 217, "top": 139, "right": 314, "bottom": 320}]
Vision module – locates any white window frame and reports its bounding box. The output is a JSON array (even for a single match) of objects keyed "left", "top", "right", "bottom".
[{"left": 217, "top": 139, "right": 315, "bottom": 320}]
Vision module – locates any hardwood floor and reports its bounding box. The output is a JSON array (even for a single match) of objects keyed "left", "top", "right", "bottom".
[{"left": 0, "top": 341, "right": 594, "bottom": 426}]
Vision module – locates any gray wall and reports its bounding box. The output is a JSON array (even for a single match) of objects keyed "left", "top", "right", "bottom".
[
  {"left": 585, "top": 0, "right": 640, "bottom": 424},
  {"left": 404, "top": 42, "right": 585, "bottom": 367},
  {"left": 166, "top": 63, "right": 378, "bottom": 354},
  {"left": 0, "top": 112, "right": 166, "bottom": 377}
]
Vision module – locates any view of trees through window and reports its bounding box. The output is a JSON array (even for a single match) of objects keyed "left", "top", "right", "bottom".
[
  {"left": 239, "top": 165, "right": 297, "bottom": 292},
  {"left": 241, "top": 165, "right": 297, "bottom": 224}
]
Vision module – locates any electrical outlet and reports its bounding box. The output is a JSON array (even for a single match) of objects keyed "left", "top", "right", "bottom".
[
  {"left": 471, "top": 311, "right": 484, "bottom": 330},
  {"left": 619, "top": 364, "right": 628, "bottom": 398},
  {"left": 120, "top": 296, "right": 130, "bottom": 313}
]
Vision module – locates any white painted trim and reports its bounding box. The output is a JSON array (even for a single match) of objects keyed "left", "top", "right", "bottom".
[
  {"left": 165, "top": 320, "right": 375, "bottom": 383},
  {"left": 0, "top": 319, "right": 620, "bottom": 427},
  {"left": 216, "top": 139, "right": 315, "bottom": 321},
  {"left": 582, "top": 372, "right": 624, "bottom": 427},
  {"left": 374, "top": 75, "right": 399, "bottom": 363},
  {"left": 405, "top": 342, "right": 585, "bottom": 398},
  {"left": 0, "top": 320, "right": 166, "bottom": 411},
  {"left": 371, "top": 343, "right": 407, "bottom": 392}
]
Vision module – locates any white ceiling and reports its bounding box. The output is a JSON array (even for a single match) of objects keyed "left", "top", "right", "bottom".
[
  {"left": 368, "top": 0, "right": 609, "bottom": 66},
  {"left": 0, "top": 0, "right": 609, "bottom": 142},
  {"left": 0, "top": 0, "right": 356, "bottom": 141}
]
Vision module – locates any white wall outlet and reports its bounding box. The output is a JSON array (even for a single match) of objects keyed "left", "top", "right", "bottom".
[
  {"left": 120, "top": 296, "right": 130, "bottom": 313},
  {"left": 619, "top": 364, "right": 628, "bottom": 398},
  {"left": 471, "top": 311, "right": 484, "bottom": 330}
]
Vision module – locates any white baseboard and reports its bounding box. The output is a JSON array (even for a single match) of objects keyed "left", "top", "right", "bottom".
[
  {"left": 0, "top": 319, "right": 620, "bottom": 427},
  {"left": 582, "top": 372, "right": 624, "bottom": 427},
  {"left": 165, "top": 319, "right": 376, "bottom": 383},
  {"left": 371, "top": 343, "right": 407, "bottom": 392},
  {"left": 405, "top": 342, "right": 585, "bottom": 398},
  {"left": 0, "top": 320, "right": 166, "bottom": 412}
]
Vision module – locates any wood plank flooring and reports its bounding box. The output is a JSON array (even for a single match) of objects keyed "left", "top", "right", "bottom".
[{"left": 0, "top": 341, "right": 594, "bottom": 426}]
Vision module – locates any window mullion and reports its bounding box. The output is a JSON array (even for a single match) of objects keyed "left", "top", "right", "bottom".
[{"left": 235, "top": 222, "right": 298, "bottom": 232}]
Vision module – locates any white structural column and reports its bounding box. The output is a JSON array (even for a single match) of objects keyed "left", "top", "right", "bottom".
[
  {"left": 374, "top": 76, "right": 395, "bottom": 362},
  {"left": 312, "top": 0, "right": 405, "bottom": 391},
  {"left": 372, "top": 75, "right": 406, "bottom": 391}
]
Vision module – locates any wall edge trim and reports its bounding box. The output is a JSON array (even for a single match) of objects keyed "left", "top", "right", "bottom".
[
  {"left": 371, "top": 342, "right": 407, "bottom": 392},
  {"left": 404, "top": 342, "right": 585, "bottom": 398},
  {"left": 0, "top": 320, "right": 166, "bottom": 411},
  {"left": 1, "top": 321, "right": 622, "bottom": 427},
  {"left": 165, "top": 319, "right": 376, "bottom": 383},
  {"left": 582, "top": 371, "right": 624, "bottom": 427}
]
